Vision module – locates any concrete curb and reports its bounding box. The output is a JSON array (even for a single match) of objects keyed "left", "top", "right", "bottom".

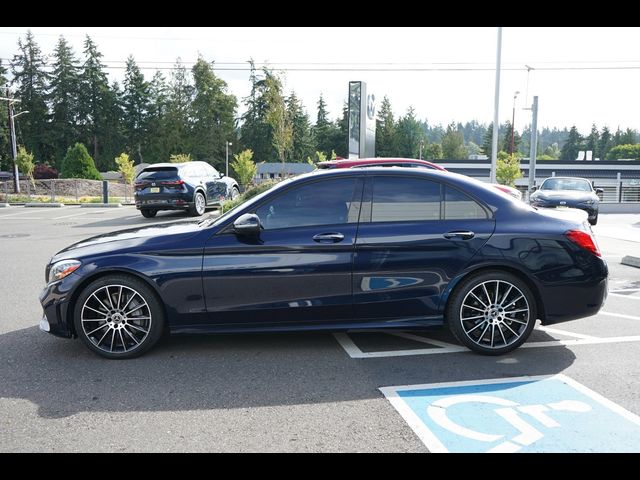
[
  {"left": 25, "top": 202, "right": 64, "bottom": 208},
  {"left": 621, "top": 256, "right": 640, "bottom": 269},
  {"left": 80, "top": 203, "right": 122, "bottom": 208},
  {"left": 0, "top": 203, "right": 10, "bottom": 208}
]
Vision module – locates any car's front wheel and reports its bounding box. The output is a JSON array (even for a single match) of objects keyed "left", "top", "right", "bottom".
[
  {"left": 74, "top": 275, "right": 165, "bottom": 359},
  {"left": 589, "top": 212, "right": 598, "bottom": 225},
  {"left": 447, "top": 270, "right": 537, "bottom": 355}
]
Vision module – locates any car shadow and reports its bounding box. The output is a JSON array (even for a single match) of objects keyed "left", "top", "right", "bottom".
[
  {"left": 74, "top": 210, "right": 218, "bottom": 229},
  {"left": 0, "top": 326, "right": 576, "bottom": 419}
]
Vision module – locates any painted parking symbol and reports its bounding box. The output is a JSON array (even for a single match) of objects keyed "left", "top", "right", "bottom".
[{"left": 380, "top": 374, "right": 640, "bottom": 452}]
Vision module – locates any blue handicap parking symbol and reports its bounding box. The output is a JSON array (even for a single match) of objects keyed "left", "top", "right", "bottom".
[{"left": 380, "top": 374, "right": 640, "bottom": 452}]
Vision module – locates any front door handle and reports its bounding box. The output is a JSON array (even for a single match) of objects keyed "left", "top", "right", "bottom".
[
  {"left": 313, "top": 232, "right": 345, "bottom": 243},
  {"left": 444, "top": 230, "right": 475, "bottom": 240}
]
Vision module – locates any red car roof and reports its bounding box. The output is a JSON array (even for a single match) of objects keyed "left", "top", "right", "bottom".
[{"left": 317, "top": 158, "right": 447, "bottom": 171}]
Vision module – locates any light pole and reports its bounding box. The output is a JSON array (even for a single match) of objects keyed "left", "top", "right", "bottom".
[
  {"left": 419, "top": 139, "right": 424, "bottom": 160},
  {"left": 2, "top": 88, "right": 27, "bottom": 193},
  {"left": 225, "top": 141, "right": 232, "bottom": 177},
  {"left": 510, "top": 90, "right": 520, "bottom": 156}
]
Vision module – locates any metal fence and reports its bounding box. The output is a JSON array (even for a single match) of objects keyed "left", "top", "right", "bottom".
[{"left": 0, "top": 179, "right": 134, "bottom": 204}]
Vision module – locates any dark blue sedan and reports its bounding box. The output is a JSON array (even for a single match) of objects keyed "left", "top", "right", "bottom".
[{"left": 39, "top": 168, "right": 608, "bottom": 359}]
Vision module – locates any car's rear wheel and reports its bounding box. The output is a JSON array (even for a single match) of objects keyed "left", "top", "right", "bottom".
[
  {"left": 74, "top": 275, "right": 165, "bottom": 359},
  {"left": 230, "top": 186, "right": 240, "bottom": 200},
  {"left": 141, "top": 209, "right": 157, "bottom": 218},
  {"left": 189, "top": 192, "right": 206, "bottom": 216},
  {"left": 447, "top": 271, "right": 537, "bottom": 355}
]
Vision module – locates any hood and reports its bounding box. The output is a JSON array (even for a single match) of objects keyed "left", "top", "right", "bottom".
[
  {"left": 51, "top": 220, "right": 206, "bottom": 263},
  {"left": 533, "top": 189, "right": 596, "bottom": 201}
]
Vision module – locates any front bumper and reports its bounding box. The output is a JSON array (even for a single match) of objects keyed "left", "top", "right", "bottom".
[{"left": 39, "top": 273, "right": 82, "bottom": 338}]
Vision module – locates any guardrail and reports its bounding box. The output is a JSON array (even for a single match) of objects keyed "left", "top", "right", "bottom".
[{"left": 0, "top": 179, "right": 134, "bottom": 204}]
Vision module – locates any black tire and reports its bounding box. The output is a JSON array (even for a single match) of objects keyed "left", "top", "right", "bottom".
[
  {"left": 141, "top": 209, "right": 157, "bottom": 218},
  {"left": 73, "top": 274, "right": 165, "bottom": 359},
  {"left": 589, "top": 213, "right": 598, "bottom": 225},
  {"left": 189, "top": 191, "right": 206, "bottom": 216},
  {"left": 446, "top": 270, "right": 537, "bottom": 355}
]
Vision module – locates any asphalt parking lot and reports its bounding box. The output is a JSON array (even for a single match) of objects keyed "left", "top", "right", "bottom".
[{"left": 1, "top": 206, "right": 639, "bottom": 452}]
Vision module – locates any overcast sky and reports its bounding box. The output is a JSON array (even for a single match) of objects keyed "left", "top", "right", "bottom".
[{"left": 2, "top": 27, "right": 639, "bottom": 134}]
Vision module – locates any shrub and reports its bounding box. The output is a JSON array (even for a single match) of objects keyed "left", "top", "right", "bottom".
[
  {"left": 16, "top": 146, "right": 36, "bottom": 186},
  {"left": 230, "top": 149, "right": 257, "bottom": 188},
  {"left": 496, "top": 153, "right": 523, "bottom": 187},
  {"left": 606, "top": 144, "right": 640, "bottom": 160},
  {"left": 33, "top": 164, "right": 59, "bottom": 179},
  {"left": 169, "top": 153, "right": 192, "bottom": 163},
  {"left": 115, "top": 153, "right": 135, "bottom": 184},
  {"left": 61, "top": 143, "right": 102, "bottom": 180}
]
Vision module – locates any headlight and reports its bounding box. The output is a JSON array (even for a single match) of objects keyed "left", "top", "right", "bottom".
[
  {"left": 582, "top": 199, "right": 595, "bottom": 205},
  {"left": 48, "top": 260, "right": 81, "bottom": 283}
]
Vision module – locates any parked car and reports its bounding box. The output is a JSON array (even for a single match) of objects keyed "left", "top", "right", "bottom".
[
  {"left": 318, "top": 158, "right": 522, "bottom": 200},
  {"left": 529, "top": 176, "right": 602, "bottom": 225},
  {"left": 134, "top": 161, "right": 239, "bottom": 218},
  {"left": 317, "top": 157, "right": 447, "bottom": 171},
  {"left": 40, "top": 167, "right": 607, "bottom": 359},
  {"left": 492, "top": 183, "right": 523, "bottom": 201}
]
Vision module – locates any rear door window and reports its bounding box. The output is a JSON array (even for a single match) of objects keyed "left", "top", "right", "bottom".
[{"left": 371, "top": 176, "right": 441, "bottom": 222}]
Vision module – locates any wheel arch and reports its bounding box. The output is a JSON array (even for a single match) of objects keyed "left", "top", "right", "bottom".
[
  {"left": 65, "top": 268, "right": 167, "bottom": 337},
  {"left": 441, "top": 264, "right": 546, "bottom": 323}
]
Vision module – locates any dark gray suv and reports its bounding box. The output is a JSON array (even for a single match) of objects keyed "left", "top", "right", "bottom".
[{"left": 530, "top": 176, "right": 602, "bottom": 225}]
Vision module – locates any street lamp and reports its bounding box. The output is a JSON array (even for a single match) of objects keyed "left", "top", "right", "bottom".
[
  {"left": 510, "top": 91, "right": 520, "bottom": 155},
  {"left": 225, "top": 141, "right": 232, "bottom": 177}
]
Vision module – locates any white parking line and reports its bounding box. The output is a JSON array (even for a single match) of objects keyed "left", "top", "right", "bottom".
[
  {"left": 52, "top": 211, "right": 91, "bottom": 219},
  {"left": 599, "top": 311, "right": 640, "bottom": 321},
  {"left": 609, "top": 293, "right": 640, "bottom": 301},
  {"left": 536, "top": 326, "right": 597, "bottom": 339}
]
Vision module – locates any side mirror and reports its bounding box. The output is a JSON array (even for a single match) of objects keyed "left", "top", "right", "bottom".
[
  {"left": 233, "top": 213, "right": 261, "bottom": 236},
  {"left": 531, "top": 186, "right": 538, "bottom": 192},
  {"left": 219, "top": 172, "right": 225, "bottom": 179},
  {"left": 595, "top": 188, "right": 604, "bottom": 195}
]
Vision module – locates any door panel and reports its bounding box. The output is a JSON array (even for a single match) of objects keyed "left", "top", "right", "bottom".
[
  {"left": 353, "top": 177, "right": 495, "bottom": 321},
  {"left": 200, "top": 176, "right": 363, "bottom": 328}
]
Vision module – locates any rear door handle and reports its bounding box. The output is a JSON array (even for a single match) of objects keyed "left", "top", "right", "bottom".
[
  {"left": 444, "top": 230, "right": 475, "bottom": 240},
  {"left": 313, "top": 232, "right": 345, "bottom": 243}
]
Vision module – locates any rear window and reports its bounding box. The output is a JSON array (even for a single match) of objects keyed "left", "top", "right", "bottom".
[{"left": 137, "top": 167, "right": 178, "bottom": 181}]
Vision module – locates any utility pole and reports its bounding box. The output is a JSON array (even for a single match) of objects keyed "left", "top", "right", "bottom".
[
  {"left": 527, "top": 96, "right": 539, "bottom": 197},
  {"left": 490, "top": 27, "right": 502, "bottom": 183},
  {"left": 2, "top": 87, "right": 21, "bottom": 193},
  {"left": 419, "top": 139, "right": 424, "bottom": 160}
]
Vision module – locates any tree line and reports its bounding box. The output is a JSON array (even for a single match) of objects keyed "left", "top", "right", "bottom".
[{"left": 1, "top": 31, "right": 639, "bottom": 180}]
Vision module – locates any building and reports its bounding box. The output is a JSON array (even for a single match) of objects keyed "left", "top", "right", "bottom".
[{"left": 255, "top": 163, "right": 315, "bottom": 184}]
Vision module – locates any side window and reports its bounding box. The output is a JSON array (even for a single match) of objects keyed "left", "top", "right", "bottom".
[
  {"left": 372, "top": 177, "right": 441, "bottom": 222},
  {"left": 444, "top": 186, "right": 488, "bottom": 220},
  {"left": 256, "top": 178, "right": 357, "bottom": 230}
]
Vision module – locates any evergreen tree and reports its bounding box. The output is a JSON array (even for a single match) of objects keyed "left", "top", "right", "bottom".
[
  {"left": 122, "top": 56, "right": 150, "bottom": 163},
  {"left": 240, "top": 61, "right": 273, "bottom": 162},
  {"left": 145, "top": 71, "right": 170, "bottom": 162},
  {"left": 441, "top": 122, "right": 468, "bottom": 159},
  {"left": 191, "top": 57, "right": 237, "bottom": 170},
  {"left": 560, "top": 126, "right": 583, "bottom": 161},
  {"left": 395, "top": 107, "right": 425, "bottom": 158},
  {"left": 585, "top": 124, "right": 599, "bottom": 159},
  {"left": 264, "top": 70, "right": 292, "bottom": 170},
  {"left": 286, "top": 91, "right": 314, "bottom": 162},
  {"left": 61, "top": 143, "right": 101, "bottom": 180},
  {"left": 78, "top": 36, "right": 112, "bottom": 167},
  {"left": 334, "top": 102, "right": 348, "bottom": 158},
  {"left": 314, "top": 94, "right": 337, "bottom": 156},
  {"left": 11, "top": 31, "right": 50, "bottom": 163},
  {"left": 163, "top": 59, "right": 194, "bottom": 158},
  {"left": 375, "top": 95, "right": 396, "bottom": 157},
  {"left": 425, "top": 143, "right": 443, "bottom": 160},
  {"left": 481, "top": 123, "right": 497, "bottom": 157},
  {"left": 597, "top": 126, "right": 612, "bottom": 160},
  {"left": 620, "top": 128, "right": 637, "bottom": 145},
  {"left": 49, "top": 36, "right": 80, "bottom": 168},
  {"left": 501, "top": 120, "right": 521, "bottom": 154}
]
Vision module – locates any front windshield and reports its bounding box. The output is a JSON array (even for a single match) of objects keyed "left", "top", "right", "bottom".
[{"left": 540, "top": 178, "right": 592, "bottom": 192}]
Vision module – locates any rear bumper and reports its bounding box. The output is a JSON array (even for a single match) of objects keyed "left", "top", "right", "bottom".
[
  {"left": 135, "top": 192, "right": 192, "bottom": 210},
  {"left": 539, "top": 259, "right": 608, "bottom": 325}
]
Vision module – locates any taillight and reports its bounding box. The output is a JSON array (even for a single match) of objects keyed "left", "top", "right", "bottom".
[
  {"left": 566, "top": 229, "right": 601, "bottom": 257},
  {"left": 160, "top": 180, "right": 185, "bottom": 186},
  {"left": 134, "top": 182, "right": 146, "bottom": 190}
]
